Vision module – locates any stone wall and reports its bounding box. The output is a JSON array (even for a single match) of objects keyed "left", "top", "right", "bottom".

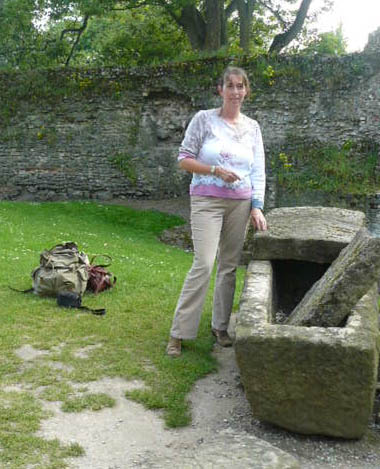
[
  {"left": 365, "top": 27, "right": 380, "bottom": 54},
  {"left": 0, "top": 52, "right": 379, "bottom": 202}
]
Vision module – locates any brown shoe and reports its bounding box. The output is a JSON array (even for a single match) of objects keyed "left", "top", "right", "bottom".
[
  {"left": 166, "top": 336, "right": 182, "bottom": 357},
  {"left": 212, "top": 329, "right": 233, "bottom": 347}
]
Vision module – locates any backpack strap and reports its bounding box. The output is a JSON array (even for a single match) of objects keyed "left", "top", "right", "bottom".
[
  {"left": 8, "top": 286, "right": 34, "bottom": 294},
  {"left": 89, "top": 254, "right": 112, "bottom": 268},
  {"left": 56, "top": 291, "right": 106, "bottom": 316},
  {"left": 78, "top": 306, "right": 106, "bottom": 316}
]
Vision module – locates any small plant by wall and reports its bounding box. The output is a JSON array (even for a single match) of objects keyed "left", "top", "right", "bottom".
[
  {"left": 273, "top": 139, "right": 379, "bottom": 196},
  {"left": 109, "top": 152, "right": 138, "bottom": 185}
]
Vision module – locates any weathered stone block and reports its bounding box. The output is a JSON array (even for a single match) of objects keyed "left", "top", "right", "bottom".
[
  {"left": 235, "top": 260, "right": 379, "bottom": 439},
  {"left": 247, "top": 207, "right": 365, "bottom": 264},
  {"left": 286, "top": 227, "right": 380, "bottom": 327}
]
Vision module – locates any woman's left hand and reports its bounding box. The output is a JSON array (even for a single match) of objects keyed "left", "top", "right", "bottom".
[{"left": 250, "top": 208, "right": 267, "bottom": 231}]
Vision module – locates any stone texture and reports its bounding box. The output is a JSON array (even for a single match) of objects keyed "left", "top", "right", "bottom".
[
  {"left": 1, "top": 53, "right": 380, "bottom": 202},
  {"left": 247, "top": 206, "right": 366, "bottom": 264},
  {"left": 364, "top": 26, "right": 380, "bottom": 54},
  {"left": 0, "top": 93, "right": 193, "bottom": 202},
  {"left": 286, "top": 227, "right": 380, "bottom": 327},
  {"left": 235, "top": 260, "right": 380, "bottom": 439},
  {"left": 160, "top": 433, "right": 301, "bottom": 469}
]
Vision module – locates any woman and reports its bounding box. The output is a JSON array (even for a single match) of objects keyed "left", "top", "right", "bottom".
[{"left": 167, "top": 66, "right": 267, "bottom": 357}]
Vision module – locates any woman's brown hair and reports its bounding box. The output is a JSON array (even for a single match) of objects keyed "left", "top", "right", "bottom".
[{"left": 219, "top": 66, "right": 251, "bottom": 96}]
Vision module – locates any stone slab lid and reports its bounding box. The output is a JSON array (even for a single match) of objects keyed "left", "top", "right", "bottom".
[{"left": 250, "top": 206, "right": 366, "bottom": 263}]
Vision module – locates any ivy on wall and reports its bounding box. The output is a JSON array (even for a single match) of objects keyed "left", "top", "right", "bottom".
[{"left": 1, "top": 53, "right": 378, "bottom": 124}]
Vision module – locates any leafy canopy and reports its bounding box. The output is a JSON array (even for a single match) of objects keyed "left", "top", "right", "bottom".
[{"left": 0, "top": 0, "right": 337, "bottom": 69}]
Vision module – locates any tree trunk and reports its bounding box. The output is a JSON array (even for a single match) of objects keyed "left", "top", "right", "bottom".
[
  {"left": 237, "top": 0, "right": 257, "bottom": 52},
  {"left": 177, "top": 4, "right": 207, "bottom": 50},
  {"left": 221, "top": 7, "right": 227, "bottom": 46},
  {"left": 160, "top": 0, "right": 228, "bottom": 51},
  {"left": 269, "top": 0, "right": 313, "bottom": 53},
  {"left": 204, "top": 0, "right": 224, "bottom": 50}
]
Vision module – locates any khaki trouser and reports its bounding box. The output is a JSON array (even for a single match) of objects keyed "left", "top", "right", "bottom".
[{"left": 170, "top": 196, "right": 251, "bottom": 340}]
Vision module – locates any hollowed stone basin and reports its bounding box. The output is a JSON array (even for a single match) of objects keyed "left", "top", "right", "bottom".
[{"left": 235, "top": 207, "right": 379, "bottom": 439}]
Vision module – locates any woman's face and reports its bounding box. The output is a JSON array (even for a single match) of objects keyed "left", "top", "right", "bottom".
[{"left": 219, "top": 74, "right": 247, "bottom": 109}]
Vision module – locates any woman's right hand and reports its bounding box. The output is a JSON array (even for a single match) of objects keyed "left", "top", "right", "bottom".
[{"left": 215, "top": 167, "right": 240, "bottom": 183}]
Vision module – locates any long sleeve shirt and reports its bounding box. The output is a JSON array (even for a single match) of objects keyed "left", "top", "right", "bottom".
[{"left": 178, "top": 108, "right": 266, "bottom": 209}]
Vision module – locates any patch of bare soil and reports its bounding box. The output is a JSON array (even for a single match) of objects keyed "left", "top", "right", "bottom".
[
  {"left": 34, "top": 334, "right": 380, "bottom": 469},
  {"left": 13, "top": 330, "right": 380, "bottom": 469},
  {"left": 35, "top": 340, "right": 300, "bottom": 469}
]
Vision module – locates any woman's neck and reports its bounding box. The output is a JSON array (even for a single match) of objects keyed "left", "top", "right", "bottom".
[{"left": 219, "top": 106, "right": 241, "bottom": 125}]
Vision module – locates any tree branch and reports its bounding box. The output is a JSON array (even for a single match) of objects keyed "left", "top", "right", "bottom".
[
  {"left": 60, "top": 15, "right": 89, "bottom": 41},
  {"left": 62, "top": 14, "right": 89, "bottom": 67},
  {"left": 269, "top": 0, "right": 313, "bottom": 54},
  {"left": 110, "top": 2, "right": 152, "bottom": 11},
  {"left": 257, "top": 0, "right": 287, "bottom": 28}
]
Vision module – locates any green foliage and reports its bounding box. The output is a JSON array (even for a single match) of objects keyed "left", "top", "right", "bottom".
[
  {"left": 301, "top": 25, "right": 348, "bottom": 56},
  {"left": 0, "top": 2, "right": 192, "bottom": 68},
  {"left": 36, "top": 125, "right": 58, "bottom": 145},
  {"left": 0, "top": 0, "right": 334, "bottom": 69},
  {"left": 109, "top": 152, "right": 137, "bottom": 183},
  {"left": 80, "top": 8, "right": 191, "bottom": 67},
  {"left": 0, "top": 0, "right": 44, "bottom": 68},
  {"left": 273, "top": 140, "right": 379, "bottom": 195},
  {"left": 0, "top": 201, "right": 247, "bottom": 466},
  {"left": 262, "top": 64, "right": 276, "bottom": 86}
]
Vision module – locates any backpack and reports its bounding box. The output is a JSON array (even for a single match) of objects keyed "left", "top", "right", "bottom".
[{"left": 32, "top": 242, "right": 89, "bottom": 297}]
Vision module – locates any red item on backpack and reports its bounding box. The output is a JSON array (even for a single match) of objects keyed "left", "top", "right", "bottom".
[{"left": 86, "top": 256, "right": 116, "bottom": 295}]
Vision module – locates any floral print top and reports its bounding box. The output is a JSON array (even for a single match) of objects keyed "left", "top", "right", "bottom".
[{"left": 178, "top": 108, "right": 266, "bottom": 209}]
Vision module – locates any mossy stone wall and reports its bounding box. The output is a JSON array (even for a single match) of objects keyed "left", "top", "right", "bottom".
[{"left": 0, "top": 54, "right": 379, "bottom": 202}]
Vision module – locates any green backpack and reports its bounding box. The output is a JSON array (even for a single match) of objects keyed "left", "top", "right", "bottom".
[{"left": 32, "top": 242, "right": 89, "bottom": 297}]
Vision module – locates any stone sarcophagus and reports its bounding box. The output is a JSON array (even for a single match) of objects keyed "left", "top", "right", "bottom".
[{"left": 235, "top": 207, "right": 380, "bottom": 439}]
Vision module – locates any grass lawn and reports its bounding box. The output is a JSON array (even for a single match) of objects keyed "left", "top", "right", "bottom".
[{"left": 0, "top": 201, "right": 246, "bottom": 468}]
